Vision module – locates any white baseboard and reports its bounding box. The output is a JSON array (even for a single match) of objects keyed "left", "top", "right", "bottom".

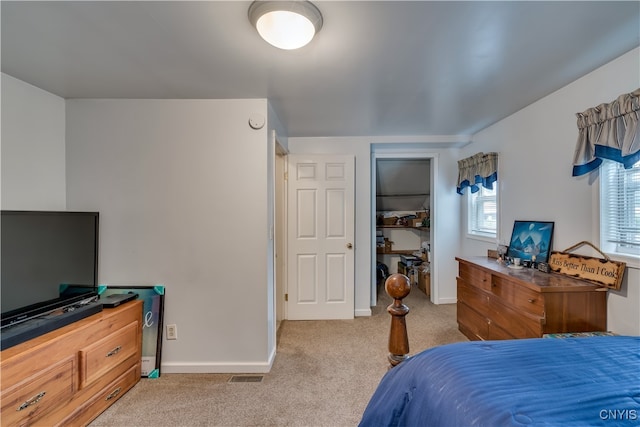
[
  {"left": 161, "top": 347, "right": 276, "bottom": 374},
  {"left": 355, "top": 308, "right": 372, "bottom": 317}
]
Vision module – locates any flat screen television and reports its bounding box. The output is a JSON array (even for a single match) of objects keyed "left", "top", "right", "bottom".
[{"left": 1, "top": 210, "right": 100, "bottom": 330}]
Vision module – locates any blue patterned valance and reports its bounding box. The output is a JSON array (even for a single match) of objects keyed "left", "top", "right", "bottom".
[
  {"left": 456, "top": 152, "right": 498, "bottom": 195},
  {"left": 572, "top": 89, "right": 640, "bottom": 176}
]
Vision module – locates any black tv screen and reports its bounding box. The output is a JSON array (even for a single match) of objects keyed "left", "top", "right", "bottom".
[{"left": 1, "top": 210, "right": 99, "bottom": 327}]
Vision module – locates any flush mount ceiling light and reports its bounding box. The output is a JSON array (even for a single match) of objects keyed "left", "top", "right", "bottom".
[{"left": 248, "top": 1, "right": 323, "bottom": 50}]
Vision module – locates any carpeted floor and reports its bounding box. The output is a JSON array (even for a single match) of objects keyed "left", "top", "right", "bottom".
[{"left": 89, "top": 288, "right": 467, "bottom": 427}]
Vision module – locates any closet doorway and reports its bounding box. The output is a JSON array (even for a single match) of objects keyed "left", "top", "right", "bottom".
[{"left": 371, "top": 152, "right": 438, "bottom": 306}]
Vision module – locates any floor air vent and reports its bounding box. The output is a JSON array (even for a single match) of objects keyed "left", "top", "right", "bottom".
[{"left": 229, "top": 375, "right": 264, "bottom": 383}]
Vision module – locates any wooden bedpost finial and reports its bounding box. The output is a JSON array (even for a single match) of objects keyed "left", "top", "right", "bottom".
[{"left": 385, "top": 273, "right": 411, "bottom": 368}]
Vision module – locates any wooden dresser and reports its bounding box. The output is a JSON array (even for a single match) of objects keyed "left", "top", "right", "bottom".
[
  {"left": 456, "top": 256, "right": 607, "bottom": 341},
  {"left": 0, "top": 300, "right": 142, "bottom": 426}
]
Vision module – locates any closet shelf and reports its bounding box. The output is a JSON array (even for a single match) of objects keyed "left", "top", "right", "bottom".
[
  {"left": 377, "top": 225, "right": 430, "bottom": 231},
  {"left": 376, "top": 193, "right": 430, "bottom": 197},
  {"left": 377, "top": 249, "right": 419, "bottom": 255}
]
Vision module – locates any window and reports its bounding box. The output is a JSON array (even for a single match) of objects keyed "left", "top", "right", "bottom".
[
  {"left": 468, "top": 183, "right": 497, "bottom": 239},
  {"left": 600, "top": 160, "right": 640, "bottom": 258}
]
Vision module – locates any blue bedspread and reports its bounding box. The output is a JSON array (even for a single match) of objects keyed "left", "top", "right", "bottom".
[{"left": 359, "top": 336, "right": 640, "bottom": 426}]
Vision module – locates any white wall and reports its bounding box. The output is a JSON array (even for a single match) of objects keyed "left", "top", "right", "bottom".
[
  {"left": 1, "top": 73, "right": 66, "bottom": 210},
  {"left": 65, "top": 99, "right": 275, "bottom": 372},
  {"left": 460, "top": 47, "right": 640, "bottom": 335}
]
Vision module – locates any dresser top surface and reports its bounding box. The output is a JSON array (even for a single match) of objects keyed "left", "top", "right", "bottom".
[{"left": 456, "top": 256, "right": 607, "bottom": 292}]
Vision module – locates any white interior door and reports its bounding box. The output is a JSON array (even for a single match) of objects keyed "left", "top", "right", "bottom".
[{"left": 287, "top": 154, "right": 355, "bottom": 320}]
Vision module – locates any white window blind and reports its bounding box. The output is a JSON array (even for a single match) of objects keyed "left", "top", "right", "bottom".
[
  {"left": 468, "top": 184, "right": 497, "bottom": 238},
  {"left": 600, "top": 160, "right": 640, "bottom": 257}
]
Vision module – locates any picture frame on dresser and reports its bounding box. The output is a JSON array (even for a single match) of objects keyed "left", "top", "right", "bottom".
[
  {"left": 101, "top": 285, "right": 165, "bottom": 378},
  {"left": 61, "top": 284, "right": 165, "bottom": 378},
  {"left": 507, "top": 220, "right": 555, "bottom": 263}
]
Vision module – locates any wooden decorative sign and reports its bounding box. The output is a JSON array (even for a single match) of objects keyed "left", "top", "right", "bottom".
[{"left": 548, "top": 241, "right": 626, "bottom": 290}]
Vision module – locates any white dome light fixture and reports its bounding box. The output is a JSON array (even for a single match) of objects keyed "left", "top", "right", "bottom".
[{"left": 248, "top": 1, "right": 323, "bottom": 50}]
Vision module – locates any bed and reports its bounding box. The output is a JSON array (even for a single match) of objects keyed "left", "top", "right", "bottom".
[{"left": 359, "top": 335, "right": 640, "bottom": 427}]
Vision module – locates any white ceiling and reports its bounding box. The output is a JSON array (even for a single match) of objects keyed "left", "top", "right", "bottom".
[{"left": 2, "top": 1, "right": 639, "bottom": 138}]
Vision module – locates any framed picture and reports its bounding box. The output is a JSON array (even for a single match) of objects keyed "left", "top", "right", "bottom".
[
  {"left": 61, "top": 283, "right": 165, "bottom": 378},
  {"left": 99, "top": 285, "right": 165, "bottom": 378},
  {"left": 507, "top": 221, "right": 555, "bottom": 263}
]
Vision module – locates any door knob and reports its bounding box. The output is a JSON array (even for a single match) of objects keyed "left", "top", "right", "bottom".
[{"left": 346, "top": 243, "right": 353, "bottom": 249}]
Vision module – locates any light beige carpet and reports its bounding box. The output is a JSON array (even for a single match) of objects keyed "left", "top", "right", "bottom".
[{"left": 90, "top": 288, "right": 467, "bottom": 427}]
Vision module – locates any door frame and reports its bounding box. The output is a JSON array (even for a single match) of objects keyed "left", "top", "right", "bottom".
[
  {"left": 274, "top": 137, "right": 288, "bottom": 326},
  {"left": 371, "top": 150, "right": 439, "bottom": 306}
]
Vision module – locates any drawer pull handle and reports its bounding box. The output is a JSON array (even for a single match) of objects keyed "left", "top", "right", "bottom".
[
  {"left": 106, "top": 345, "right": 122, "bottom": 357},
  {"left": 528, "top": 298, "right": 535, "bottom": 303},
  {"left": 17, "top": 391, "right": 46, "bottom": 411},
  {"left": 106, "top": 387, "right": 122, "bottom": 401}
]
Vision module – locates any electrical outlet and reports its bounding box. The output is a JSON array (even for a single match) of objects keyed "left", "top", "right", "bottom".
[{"left": 166, "top": 324, "right": 178, "bottom": 340}]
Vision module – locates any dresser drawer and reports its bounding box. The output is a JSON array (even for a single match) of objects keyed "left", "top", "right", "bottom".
[
  {"left": 491, "top": 276, "right": 544, "bottom": 317},
  {"left": 60, "top": 363, "right": 140, "bottom": 427},
  {"left": 80, "top": 321, "right": 139, "bottom": 388},
  {"left": 457, "top": 301, "right": 489, "bottom": 340},
  {"left": 459, "top": 263, "right": 491, "bottom": 291},
  {"left": 457, "top": 279, "right": 490, "bottom": 317},
  {"left": 0, "top": 357, "right": 75, "bottom": 426},
  {"left": 488, "top": 322, "right": 517, "bottom": 340},
  {"left": 488, "top": 298, "right": 543, "bottom": 338}
]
